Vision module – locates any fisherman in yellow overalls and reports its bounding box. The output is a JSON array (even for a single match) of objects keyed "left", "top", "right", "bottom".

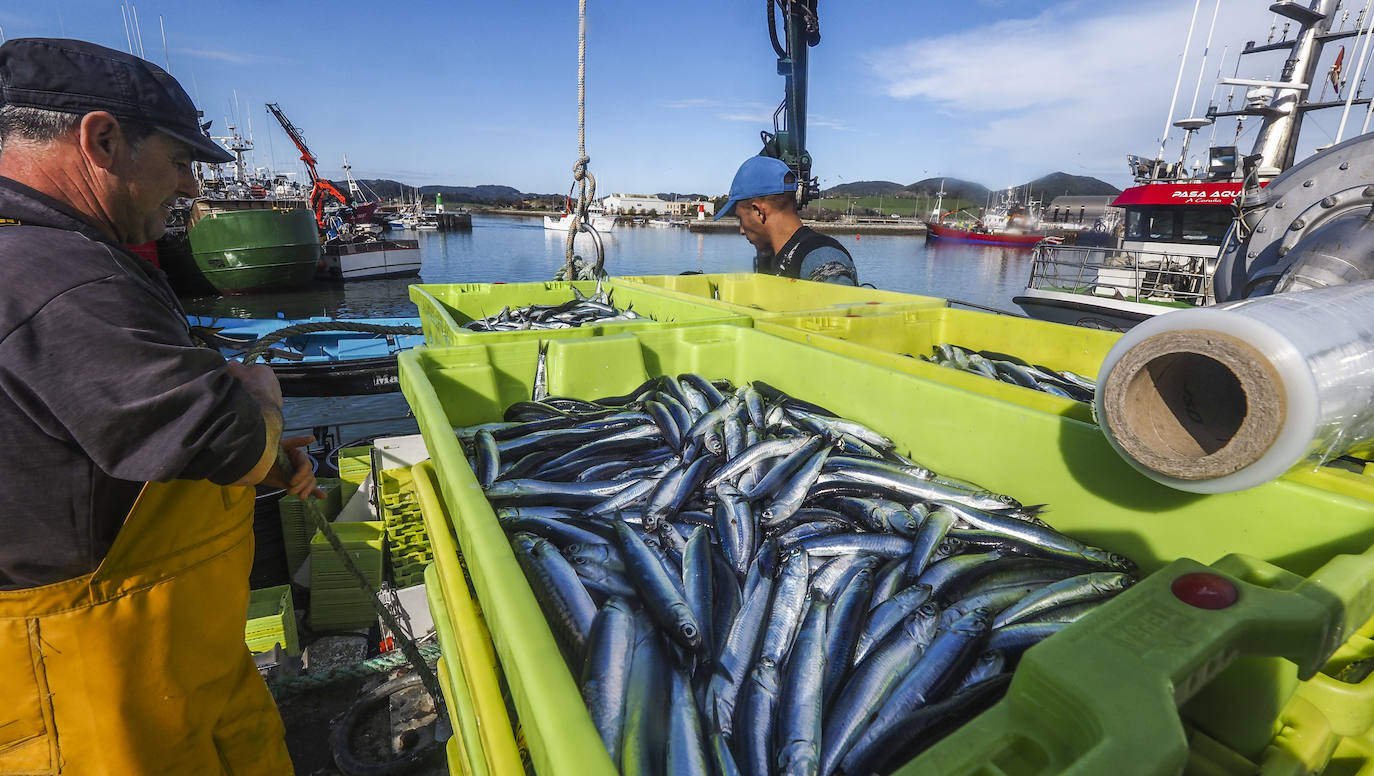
[{"left": 0, "top": 39, "right": 315, "bottom": 774}]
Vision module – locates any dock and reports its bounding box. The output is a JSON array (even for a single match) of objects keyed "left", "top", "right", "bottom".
[
  {"left": 436, "top": 212, "right": 472, "bottom": 231},
  {"left": 688, "top": 218, "right": 927, "bottom": 236}
]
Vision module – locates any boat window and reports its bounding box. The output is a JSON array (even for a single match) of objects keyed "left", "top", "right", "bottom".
[
  {"left": 1180, "top": 208, "right": 1232, "bottom": 242},
  {"left": 1147, "top": 211, "right": 1175, "bottom": 240},
  {"left": 1126, "top": 210, "right": 1146, "bottom": 239}
]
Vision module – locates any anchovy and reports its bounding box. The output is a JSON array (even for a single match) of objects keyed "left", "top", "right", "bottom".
[
  {"left": 823, "top": 562, "right": 876, "bottom": 707},
  {"left": 582, "top": 597, "right": 636, "bottom": 759},
  {"left": 905, "top": 505, "right": 955, "bottom": 581},
  {"left": 777, "top": 595, "right": 828, "bottom": 776},
  {"left": 820, "top": 606, "right": 941, "bottom": 776},
  {"left": 993, "top": 571, "right": 1134, "bottom": 628},
  {"left": 511, "top": 532, "right": 597, "bottom": 665},
  {"left": 615, "top": 521, "right": 705, "bottom": 657},
  {"left": 621, "top": 623, "right": 670, "bottom": 775},
  {"left": 666, "top": 666, "right": 711, "bottom": 776},
  {"left": 853, "top": 584, "right": 934, "bottom": 665},
  {"left": 683, "top": 527, "right": 716, "bottom": 659}
]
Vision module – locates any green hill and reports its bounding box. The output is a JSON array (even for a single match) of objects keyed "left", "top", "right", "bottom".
[{"left": 1018, "top": 172, "right": 1120, "bottom": 199}]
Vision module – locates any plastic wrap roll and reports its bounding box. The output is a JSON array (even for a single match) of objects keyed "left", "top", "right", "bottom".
[{"left": 1094, "top": 281, "right": 1374, "bottom": 493}]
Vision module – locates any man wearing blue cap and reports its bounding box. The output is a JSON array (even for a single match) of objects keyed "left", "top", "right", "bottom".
[
  {"left": 717, "top": 155, "right": 858, "bottom": 284},
  {"left": 0, "top": 38, "right": 304, "bottom": 773}
]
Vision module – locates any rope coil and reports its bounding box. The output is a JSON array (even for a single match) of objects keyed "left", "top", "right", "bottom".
[{"left": 241, "top": 322, "right": 423, "bottom": 364}]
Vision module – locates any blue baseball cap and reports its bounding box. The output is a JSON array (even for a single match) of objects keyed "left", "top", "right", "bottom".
[{"left": 715, "top": 155, "right": 796, "bottom": 220}]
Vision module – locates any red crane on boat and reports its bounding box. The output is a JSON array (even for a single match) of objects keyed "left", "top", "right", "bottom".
[{"left": 265, "top": 102, "right": 351, "bottom": 229}]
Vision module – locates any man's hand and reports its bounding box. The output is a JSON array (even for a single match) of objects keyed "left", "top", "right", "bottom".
[{"left": 262, "top": 435, "right": 326, "bottom": 499}]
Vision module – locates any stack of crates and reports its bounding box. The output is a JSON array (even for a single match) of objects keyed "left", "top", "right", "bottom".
[
  {"left": 377, "top": 467, "right": 433, "bottom": 588},
  {"left": 277, "top": 477, "right": 343, "bottom": 574},
  {"left": 308, "top": 521, "right": 384, "bottom": 631},
  {"left": 245, "top": 584, "right": 299, "bottom": 655},
  {"left": 335, "top": 446, "right": 373, "bottom": 505}
]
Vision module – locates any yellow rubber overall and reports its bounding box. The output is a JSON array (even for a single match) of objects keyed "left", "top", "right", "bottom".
[{"left": 0, "top": 479, "right": 293, "bottom": 775}]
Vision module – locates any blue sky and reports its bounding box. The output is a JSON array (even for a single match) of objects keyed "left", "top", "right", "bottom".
[{"left": 0, "top": 1, "right": 1362, "bottom": 194}]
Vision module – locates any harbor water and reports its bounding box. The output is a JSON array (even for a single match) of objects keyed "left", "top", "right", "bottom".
[{"left": 180, "top": 214, "right": 1037, "bottom": 441}]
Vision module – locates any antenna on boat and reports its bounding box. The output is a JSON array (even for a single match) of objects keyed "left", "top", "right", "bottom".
[
  {"left": 1335, "top": 0, "right": 1374, "bottom": 141},
  {"left": 120, "top": 4, "right": 134, "bottom": 55},
  {"left": 159, "top": 14, "right": 170, "bottom": 73},
  {"left": 1187, "top": 0, "right": 1223, "bottom": 119},
  {"left": 1158, "top": 0, "right": 1205, "bottom": 161},
  {"left": 130, "top": 3, "right": 146, "bottom": 60}
]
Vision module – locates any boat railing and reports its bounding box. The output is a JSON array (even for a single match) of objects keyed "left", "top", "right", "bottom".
[{"left": 1027, "top": 243, "right": 1213, "bottom": 307}]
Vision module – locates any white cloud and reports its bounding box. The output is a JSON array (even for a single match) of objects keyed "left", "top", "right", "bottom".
[
  {"left": 172, "top": 47, "right": 293, "bottom": 66},
  {"left": 867, "top": 0, "right": 1277, "bottom": 185}
]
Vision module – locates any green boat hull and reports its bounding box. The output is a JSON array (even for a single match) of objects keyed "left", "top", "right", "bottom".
[{"left": 186, "top": 207, "right": 321, "bottom": 294}]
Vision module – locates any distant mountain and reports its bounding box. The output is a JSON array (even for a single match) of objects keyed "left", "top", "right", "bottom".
[
  {"left": 1018, "top": 172, "right": 1120, "bottom": 198},
  {"left": 820, "top": 181, "right": 908, "bottom": 198},
  {"left": 904, "top": 178, "right": 991, "bottom": 202},
  {"left": 337, "top": 179, "right": 549, "bottom": 205}
]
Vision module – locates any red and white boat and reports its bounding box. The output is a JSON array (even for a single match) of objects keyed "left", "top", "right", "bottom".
[
  {"left": 923, "top": 184, "right": 1048, "bottom": 247},
  {"left": 1014, "top": 0, "right": 1354, "bottom": 331},
  {"left": 924, "top": 219, "right": 1047, "bottom": 246}
]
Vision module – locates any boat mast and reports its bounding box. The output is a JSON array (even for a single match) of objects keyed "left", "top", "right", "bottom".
[{"left": 1238, "top": 0, "right": 1340, "bottom": 178}]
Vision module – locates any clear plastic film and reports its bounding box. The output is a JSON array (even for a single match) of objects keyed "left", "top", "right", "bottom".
[{"left": 1094, "top": 281, "right": 1374, "bottom": 493}]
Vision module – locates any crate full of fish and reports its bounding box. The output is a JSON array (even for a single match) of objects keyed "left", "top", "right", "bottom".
[
  {"left": 758, "top": 306, "right": 1374, "bottom": 502},
  {"left": 409, "top": 279, "right": 750, "bottom": 347},
  {"left": 757, "top": 307, "right": 1118, "bottom": 424},
  {"left": 398, "top": 325, "right": 1374, "bottom": 776},
  {"left": 614, "top": 272, "right": 947, "bottom": 320}
]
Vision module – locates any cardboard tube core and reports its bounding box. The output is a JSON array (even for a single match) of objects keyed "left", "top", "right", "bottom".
[{"left": 1101, "top": 330, "right": 1285, "bottom": 480}]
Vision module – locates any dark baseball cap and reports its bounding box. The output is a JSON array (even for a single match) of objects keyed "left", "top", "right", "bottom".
[{"left": 0, "top": 37, "right": 233, "bottom": 163}]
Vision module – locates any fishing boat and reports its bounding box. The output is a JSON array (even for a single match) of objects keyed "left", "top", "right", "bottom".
[
  {"left": 1014, "top": 0, "right": 1366, "bottom": 330},
  {"left": 923, "top": 184, "right": 1047, "bottom": 247},
  {"left": 543, "top": 208, "right": 617, "bottom": 232},
  {"left": 320, "top": 234, "right": 422, "bottom": 281},
  {"left": 160, "top": 127, "right": 322, "bottom": 295},
  {"left": 188, "top": 315, "right": 423, "bottom": 396}
]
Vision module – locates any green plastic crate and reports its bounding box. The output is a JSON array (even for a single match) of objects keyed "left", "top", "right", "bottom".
[
  {"left": 279, "top": 478, "right": 342, "bottom": 574},
  {"left": 615, "top": 271, "right": 947, "bottom": 319},
  {"left": 408, "top": 279, "right": 749, "bottom": 347},
  {"left": 245, "top": 584, "right": 298, "bottom": 656},
  {"left": 308, "top": 521, "right": 385, "bottom": 631},
  {"left": 399, "top": 326, "right": 1374, "bottom": 776},
  {"left": 336, "top": 446, "right": 373, "bottom": 505},
  {"left": 378, "top": 467, "right": 433, "bottom": 584},
  {"left": 756, "top": 306, "right": 1118, "bottom": 423}
]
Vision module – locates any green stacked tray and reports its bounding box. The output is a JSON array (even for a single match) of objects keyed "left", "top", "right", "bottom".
[
  {"left": 378, "top": 467, "right": 433, "bottom": 588},
  {"left": 336, "top": 446, "right": 372, "bottom": 505},
  {"left": 308, "top": 521, "right": 385, "bottom": 631},
  {"left": 278, "top": 478, "right": 342, "bottom": 573},
  {"left": 245, "top": 584, "right": 299, "bottom": 656},
  {"left": 614, "top": 272, "right": 947, "bottom": 319},
  {"left": 408, "top": 279, "right": 750, "bottom": 347},
  {"left": 398, "top": 326, "right": 1374, "bottom": 776}
]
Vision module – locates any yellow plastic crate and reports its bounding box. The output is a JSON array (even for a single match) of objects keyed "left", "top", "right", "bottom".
[
  {"left": 758, "top": 306, "right": 1117, "bottom": 423},
  {"left": 399, "top": 326, "right": 1374, "bottom": 776},
  {"left": 245, "top": 584, "right": 298, "bottom": 656},
  {"left": 615, "top": 271, "right": 947, "bottom": 318},
  {"left": 417, "top": 466, "right": 524, "bottom": 776}
]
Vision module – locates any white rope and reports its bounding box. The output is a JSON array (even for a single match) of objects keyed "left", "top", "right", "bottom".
[{"left": 562, "top": 0, "right": 602, "bottom": 281}]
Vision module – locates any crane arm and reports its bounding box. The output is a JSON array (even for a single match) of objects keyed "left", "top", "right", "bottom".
[
  {"left": 265, "top": 102, "right": 349, "bottom": 228},
  {"left": 759, "top": 0, "right": 822, "bottom": 208}
]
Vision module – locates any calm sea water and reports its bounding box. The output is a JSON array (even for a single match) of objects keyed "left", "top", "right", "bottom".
[{"left": 179, "top": 214, "right": 1036, "bottom": 440}]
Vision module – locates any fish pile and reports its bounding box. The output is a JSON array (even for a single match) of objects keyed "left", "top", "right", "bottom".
[
  {"left": 918, "top": 344, "right": 1096, "bottom": 402},
  {"left": 456, "top": 374, "right": 1137, "bottom": 776},
  {"left": 463, "top": 284, "right": 648, "bottom": 332}
]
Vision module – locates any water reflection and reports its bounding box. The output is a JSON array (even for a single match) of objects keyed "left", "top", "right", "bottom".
[{"left": 180, "top": 216, "right": 1034, "bottom": 319}]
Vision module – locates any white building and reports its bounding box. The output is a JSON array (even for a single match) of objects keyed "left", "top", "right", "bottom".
[{"left": 602, "top": 193, "right": 714, "bottom": 217}]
